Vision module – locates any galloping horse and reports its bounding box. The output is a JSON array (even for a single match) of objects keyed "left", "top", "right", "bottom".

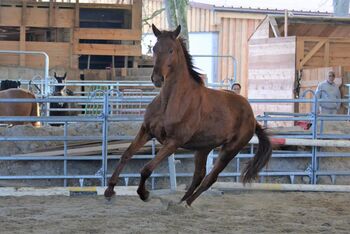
[
  {"left": 105, "top": 25, "right": 272, "bottom": 206},
  {"left": 0, "top": 88, "right": 40, "bottom": 126}
]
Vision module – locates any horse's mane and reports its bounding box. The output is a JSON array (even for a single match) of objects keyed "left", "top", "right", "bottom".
[{"left": 177, "top": 37, "right": 204, "bottom": 86}]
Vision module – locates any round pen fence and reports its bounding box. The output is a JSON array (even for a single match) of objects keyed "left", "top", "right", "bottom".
[{"left": 0, "top": 83, "right": 349, "bottom": 189}]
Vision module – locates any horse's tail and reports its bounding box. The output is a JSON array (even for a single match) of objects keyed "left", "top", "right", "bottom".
[
  {"left": 29, "top": 93, "right": 41, "bottom": 127},
  {"left": 242, "top": 123, "right": 272, "bottom": 184}
]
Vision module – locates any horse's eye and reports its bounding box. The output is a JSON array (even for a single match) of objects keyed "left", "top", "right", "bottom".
[{"left": 169, "top": 49, "right": 173, "bottom": 54}]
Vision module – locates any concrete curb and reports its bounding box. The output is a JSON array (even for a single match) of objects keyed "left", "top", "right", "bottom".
[
  {"left": 0, "top": 186, "right": 138, "bottom": 197},
  {"left": 212, "top": 182, "right": 350, "bottom": 192}
]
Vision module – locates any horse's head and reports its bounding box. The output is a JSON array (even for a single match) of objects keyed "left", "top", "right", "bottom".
[
  {"left": 53, "top": 72, "right": 67, "bottom": 95},
  {"left": 54, "top": 72, "right": 67, "bottom": 84},
  {"left": 151, "top": 24, "right": 181, "bottom": 88}
]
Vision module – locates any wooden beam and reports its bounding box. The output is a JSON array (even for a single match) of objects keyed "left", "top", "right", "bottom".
[
  {"left": 299, "top": 36, "right": 350, "bottom": 43},
  {"left": 299, "top": 39, "right": 327, "bottom": 68},
  {"left": 21, "top": 0, "right": 27, "bottom": 26},
  {"left": 269, "top": 16, "right": 281, "bottom": 37},
  {"left": 284, "top": 9, "right": 288, "bottom": 37},
  {"left": 296, "top": 38, "right": 304, "bottom": 70},
  {"left": 19, "top": 26, "right": 26, "bottom": 66},
  {"left": 12, "top": 142, "right": 138, "bottom": 157},
  {"left": 74, "top": 0, "right": 79, "bottom": 28},
  {"left": 324, "top": 41, "right": 330, "bottom": 66},
  {"left": 75, "top": 44, "right": 141, "bottom": 56},
  {"left": 131, "top": 0, "right": 142, "bottom": 31},
  {"left": 76, "top": 3, "right": 132, "bottom": 10},
  {"left": 49, "top": 0, "right": 56, "bottom": 27},
  {"left": 20, "top": 0, "right": 27, "bottom": 66},
  {"left": 74, "top": 28, "right": 141, "bottom": 41},
  {"left": 216, "top": 12, "right": 266, "bottom": 20}
]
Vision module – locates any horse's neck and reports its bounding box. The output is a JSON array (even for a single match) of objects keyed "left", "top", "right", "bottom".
[
  {"left": 160, "top": 67, "right": 198, "bottom": 112},
  {"left": 53, "top": 88, "right": 64, "bottom": 96}
]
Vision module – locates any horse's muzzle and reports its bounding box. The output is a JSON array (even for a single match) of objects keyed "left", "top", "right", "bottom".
[{"left": 151, "top": 74, "right": 164, "bottom": 88}]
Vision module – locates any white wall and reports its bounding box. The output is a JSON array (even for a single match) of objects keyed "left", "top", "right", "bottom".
[{"left": 142, "top": 32, "right": 218, "bottom": 83}]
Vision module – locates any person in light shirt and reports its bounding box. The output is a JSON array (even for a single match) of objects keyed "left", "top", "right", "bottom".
[{"left": 315, "top": 71, "right": 341, "bottom": 114}]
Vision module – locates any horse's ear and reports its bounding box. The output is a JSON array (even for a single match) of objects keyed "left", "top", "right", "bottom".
[
  {"left": 54, "top": 72, "right": 57, "bottom": 78},
  {"left": 173, "top": 25, "right": 181, "bottom": 38},
  {"left": 63, "top": 72, "right": 67, "bottom": 79},
  {"left": 152, "top": 24, "right": 162, "bottom": 38}
]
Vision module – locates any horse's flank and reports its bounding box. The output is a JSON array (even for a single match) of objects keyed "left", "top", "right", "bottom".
[{"left": 0, "top": 88, "right": 40, "bottom": 127}]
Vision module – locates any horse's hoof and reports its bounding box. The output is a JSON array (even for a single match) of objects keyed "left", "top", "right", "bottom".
[
  {"left": 137, "top": 190, "right": 150, "bottom": 202},
  {"left": 166, "top": 201, "right": 192, "bottom": 213},
  {"left": 104, "top": 188, "right": 116, "bottom": 199}
]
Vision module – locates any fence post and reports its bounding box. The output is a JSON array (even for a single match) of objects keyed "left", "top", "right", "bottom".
[
  {"left": 101, "top": 91, "right": 109, "bottom": 186},
  {"left": 168, "top": 154, "right": 177, "bottom": 191},
  {"left": 311, "top": 94, "right": 318, "bottom": 184}
]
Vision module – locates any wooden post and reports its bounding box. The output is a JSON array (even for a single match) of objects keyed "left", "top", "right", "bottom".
[
  {"left": 20, "top": 0, "right": 27, "bottom": 66},
  {"left": 284, "top": 9, "right": 288, "bottom": 37},
  {"left": 111, "top": 56, "right": 116, "bottom": 80},
  {"left": 49, "top": 0, "right": 56, "bottom": 27},
  {"left": 324, "top": 41, "right": 330, "bottom": 67},
  {"left": 124, "top": 56, "right": 128, "bottom": 68},
  {"left": 73, "top": 0, "right": 80, "bottom": 69},
  {"left": 75, "top": 0, "right": 80, "bottom": 28},
  {"left": 87, "top": 55, "right": 91, "bottom": 69},
  {"left": 132, "top": 0, "right": 142, "bottom": 31}
]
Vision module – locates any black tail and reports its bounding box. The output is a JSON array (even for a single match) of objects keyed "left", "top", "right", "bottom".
[{"left": 242, "top": 123, "right": 272, "bottom": 184}]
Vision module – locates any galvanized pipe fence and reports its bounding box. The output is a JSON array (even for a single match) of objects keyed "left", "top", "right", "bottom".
[{"left": 0, "top": 85, "right": 349, "bottom": 189}]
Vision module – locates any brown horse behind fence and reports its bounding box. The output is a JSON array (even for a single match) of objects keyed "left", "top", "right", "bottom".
[
  {"left": 0, "top": 88, "right": 40, "bottom": 126},
  {"left": 105, "top": 24, "right": 272, "bottom": 206}
]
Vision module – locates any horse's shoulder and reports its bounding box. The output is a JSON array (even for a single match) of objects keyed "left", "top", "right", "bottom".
[{"left": 144, "top": 96, "right": 161, "bottom": 119}]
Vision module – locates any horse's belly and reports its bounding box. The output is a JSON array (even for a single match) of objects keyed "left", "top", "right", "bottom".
[{"left": 181, "top": 133, "right": 225, "bottom": 150}]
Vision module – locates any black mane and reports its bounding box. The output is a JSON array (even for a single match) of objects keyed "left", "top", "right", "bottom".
[{"left": 178, "top": 38, "right": 204, "bottom": 85}]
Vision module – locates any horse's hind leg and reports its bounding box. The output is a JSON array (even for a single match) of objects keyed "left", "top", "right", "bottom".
[
  {"left": 180, "top": 148, "right": 211, "bottom": 202},
  {"left": 104, "top": 125, "right": 151, "bottom": 198},
  {"left": 137, "top": 141, "right": 178, "bottom": 201},
  {"left": 185, "top": 140, "right": 247, "bottom": 206}
]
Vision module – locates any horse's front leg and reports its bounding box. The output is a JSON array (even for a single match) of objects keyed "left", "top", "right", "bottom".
[
  {"left": 104, "top": 125, "right": 151, "bottom": 199},
  {"left": 137, "top": 140, "right": 178, "bottom": 201}
]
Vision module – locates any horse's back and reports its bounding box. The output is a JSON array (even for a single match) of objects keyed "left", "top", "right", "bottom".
[
  {"left": 0, "top": 88, "right": 35, "bottom": 98},
  {"left": 0, "top": 88, "right": 37, "bottom": 118}
]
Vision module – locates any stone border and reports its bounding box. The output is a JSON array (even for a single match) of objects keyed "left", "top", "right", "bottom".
[{"left": 0, "top": 186, "right": 138, "bottom": 197}]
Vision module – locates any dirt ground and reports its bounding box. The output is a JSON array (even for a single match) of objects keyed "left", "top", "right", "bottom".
[{"left": 0, "top": 190, "right": 349, "bottom": 234}]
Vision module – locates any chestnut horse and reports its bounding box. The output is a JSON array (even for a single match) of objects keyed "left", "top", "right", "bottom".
[
  {"left": 0, "top": 88, "right": 40, "bottom": 126},
  {"left": 105, "top": 25, "right": 272, "bottom": 206}
]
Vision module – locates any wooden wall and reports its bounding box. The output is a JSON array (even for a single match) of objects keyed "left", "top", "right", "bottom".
[
  {"left": 248, "top": 37, "right": 296, "bottom": 124},
  {"left": 0, "top": 0, "right": 142, "bottom": 72},
  {"left": 0, "top": 41, "right": 72, "bottom": 68},
  {"left": 296, "top": 37, "right": 350, "bottom": 72},
  {"left": 142, "top": 0, "right": 264, "bottom": 96},
  {"left": 216, "top": 14, "right": 263, "bottom": 96}
]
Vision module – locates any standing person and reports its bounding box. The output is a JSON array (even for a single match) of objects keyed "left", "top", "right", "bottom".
[
  {"left": 231, "top": 82, "right": 241, "bottom": 95},
  {"left": 316, "top": 71, "right": 341, "bottom": 114}
]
